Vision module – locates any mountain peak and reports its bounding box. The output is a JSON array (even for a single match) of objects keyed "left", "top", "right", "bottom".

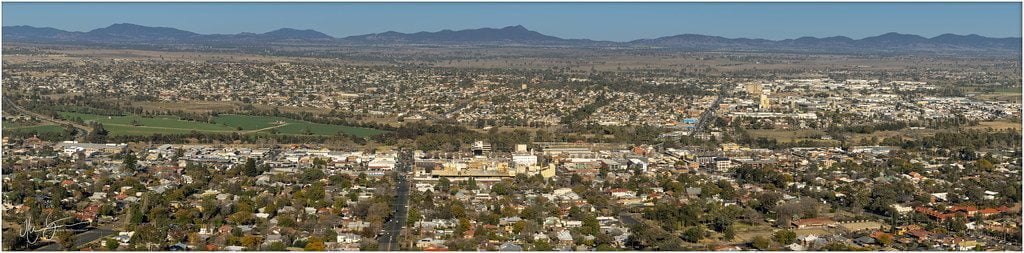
[
  {"left": 107, "top": 23, "right": 145, "bottom": 28},
  {"left": 502, "top": 25, "right": 528, "bottom": 31},
  {"left": 343, "top": 25, "right": 565, "bottom": 44},
  {"left": 85, "top": 23, "right": 197, "bottom": 40},
  {"left": 866, "top": 32, "right": 927, "bottom": 39},
  {"left": 262, "top": 28, "right": 333, "bottom": 39}
]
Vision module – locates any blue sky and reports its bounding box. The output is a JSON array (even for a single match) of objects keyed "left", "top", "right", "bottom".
[{"left": 3, "top": 2, "right": 1021, "bottom": 41}]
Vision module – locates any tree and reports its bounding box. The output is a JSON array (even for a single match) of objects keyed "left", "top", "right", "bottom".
[
  {"left": 657, "top": 237, "right": 685, "bottom": 250},
  {"left": 268, "top": 241, "right": 287, "bottom": 251},
  {"left": 751, "top": 236, "right": 772, "bottom": 250},
  {"left": 105, "top": 238, "right": 120, "bottom": 250},
  {"left": 581, "top": 215, "right": 600, "bottom": 236},
  {"left": 55, "top": 230, "right": 76, "bottom": 250},
  {"left": 304, "top": 237, "right": 326, "bottom": 251},
  {"left": 122, "top": 151, "right": 138, "bottom": 173},
  {"left": 773, "top": 230, "right": 796, "bottom": 245},
  {"left": 946, "top": 217, "right": 968, "bottom": 232},
  {"left": 533, "top": 240, "right": 553, "bottom": 251},
  {"left": 682, "top": 226, "right": 705, "bottom": 243},
  {"left": 723, "top": 225, "right": 736, "bottom": 241},
  {"left": 241, "top": 235, "right": 264, "bottom": 250},
  {"left": 596, "top": 244, "right": 618, "bottom": 251},
  {"left": 437, "top": 177, "right": 451, "bottom": 193},
  {"left": 87, "top": 122, "right": 109, "bottom": 143},
  {"left": 243, "top": 158, "right": 260, "bottom": 177},
  {"left": 228, "top": 211, "right": 253, "bottom": 225},
  {"left": 407, "top": 208, "right": 421, "bottom": 227},
  {"left": 307, "top": 182, "right": 326, "bottom": 207},
  {"left": 454, "top": 218, "right": 471, "bottom": 237},
  {"left": 976, "top": 158, "right": 994, "bottom": 171}
]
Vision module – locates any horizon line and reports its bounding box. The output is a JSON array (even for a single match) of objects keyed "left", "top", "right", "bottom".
[{"left": 5, "top": 23, "right": 1022, "bottom": 42}]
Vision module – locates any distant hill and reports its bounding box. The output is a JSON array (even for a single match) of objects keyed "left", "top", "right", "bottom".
[
  {"left": 3, "top": 23, "right": 1020, "bottom": 54},
  {"left": 3, "top": 23, "right": 335, "bottom": 44},
  {"left": 82, "top": 23, "right": 198, "bottom": 41},
  {"left": 631, "top": 32, "right": 1021, "bottom": 52},
  {"left": 260, "top": 28, "right": 334, "bottom": 40},
  {"left": 3, "top": 25, "right": 84, "bottom": 41},
  {"left": 341, "top": 25, "right": 601, "bottom": 45}
]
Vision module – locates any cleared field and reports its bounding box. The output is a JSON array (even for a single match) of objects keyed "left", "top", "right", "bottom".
[
  {"left": 970, "top": 120, "right": 1022, "bottom": 130},
  {"left": 794, "top": 228, "right": 830, "bottom": 236},
  {"left": 976, "top": 93, "right": 1022, "bottom": 102},
  {"left": 838, "top": 221, "right": 883, "bottom": 232},
  {"left": 733, "top": 230, "right": 774, "bottom": 243},
  {"left": 55, "top": 112, "right": 386, "bottom": 137},
  {"left": 748, "top": 129, "right": 833, "bottom": 143}
]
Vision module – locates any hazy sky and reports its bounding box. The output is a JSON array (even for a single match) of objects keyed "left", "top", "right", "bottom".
[{"left": 3, "top": 2, "right": 1021, "bottom": 41}]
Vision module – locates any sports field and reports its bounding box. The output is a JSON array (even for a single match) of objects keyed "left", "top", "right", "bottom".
[{"left": 56, "top": 112, "right": 385, "bottom": 137}]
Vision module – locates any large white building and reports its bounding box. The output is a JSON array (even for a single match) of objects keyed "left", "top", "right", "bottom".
[
  {"left": 512, "top": 154, "right": 538, "bottom": 167},
  {"left": 367, "top": 156, "right": 396, "bottom": 170}
]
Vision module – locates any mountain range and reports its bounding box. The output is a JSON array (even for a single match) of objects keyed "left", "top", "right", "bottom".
[{"left": 3, "top": 23, "right": 1020, "bottom": 53}]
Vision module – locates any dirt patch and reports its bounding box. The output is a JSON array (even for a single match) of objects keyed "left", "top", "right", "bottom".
[{"left": 970, "top": 120, "right": 1022, "bottom": 130}]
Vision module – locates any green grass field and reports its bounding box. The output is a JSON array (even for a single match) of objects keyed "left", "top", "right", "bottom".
[
  {"left": 212, "top": 114, "right": 386, "bottom": 137},
  {"left": 56, "top": 112, "right": 385, "bottom": 137},
  {"left": 3, "top": 120, "right": 24, "bottom": 129},
  {"left": 59, "top": 112, "right": 236, "bottom": 136},
  {"left": 211, "top": 114, "right": 298, "bottom": 130},
  {"left": 2, "top": 120, "right": 65, "bottom": 134},
  {"left": 992, "top": 87, "right": 1022, "bottom": 93}
]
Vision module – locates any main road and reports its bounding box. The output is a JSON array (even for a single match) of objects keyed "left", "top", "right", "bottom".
[
  {"left": 378, "top": 150, "right": 412, "bottom": 251},
  {"left": 690, "top": 95, "right": 724, "bottom": 135},
  {"left": 32, "top": 226, "right": 116, "bottom": 251}
]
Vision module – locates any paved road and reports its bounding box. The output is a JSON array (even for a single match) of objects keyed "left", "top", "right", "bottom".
[
  {"left": 618, "top": 213, "right": 641, "bottom": 226},
  {"left": 690, "top": 95, "right": 724, "bottom": 135},
  {"left": 33, "top": 227, "right": 116, "bottom": 251},
  {"left": 379, "top": 150, "right": 412, "bottom": 251}
]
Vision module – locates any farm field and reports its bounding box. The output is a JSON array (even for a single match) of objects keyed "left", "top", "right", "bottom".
[{"left": 56, "top": 112, "right": 385, "bottom": 137}]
